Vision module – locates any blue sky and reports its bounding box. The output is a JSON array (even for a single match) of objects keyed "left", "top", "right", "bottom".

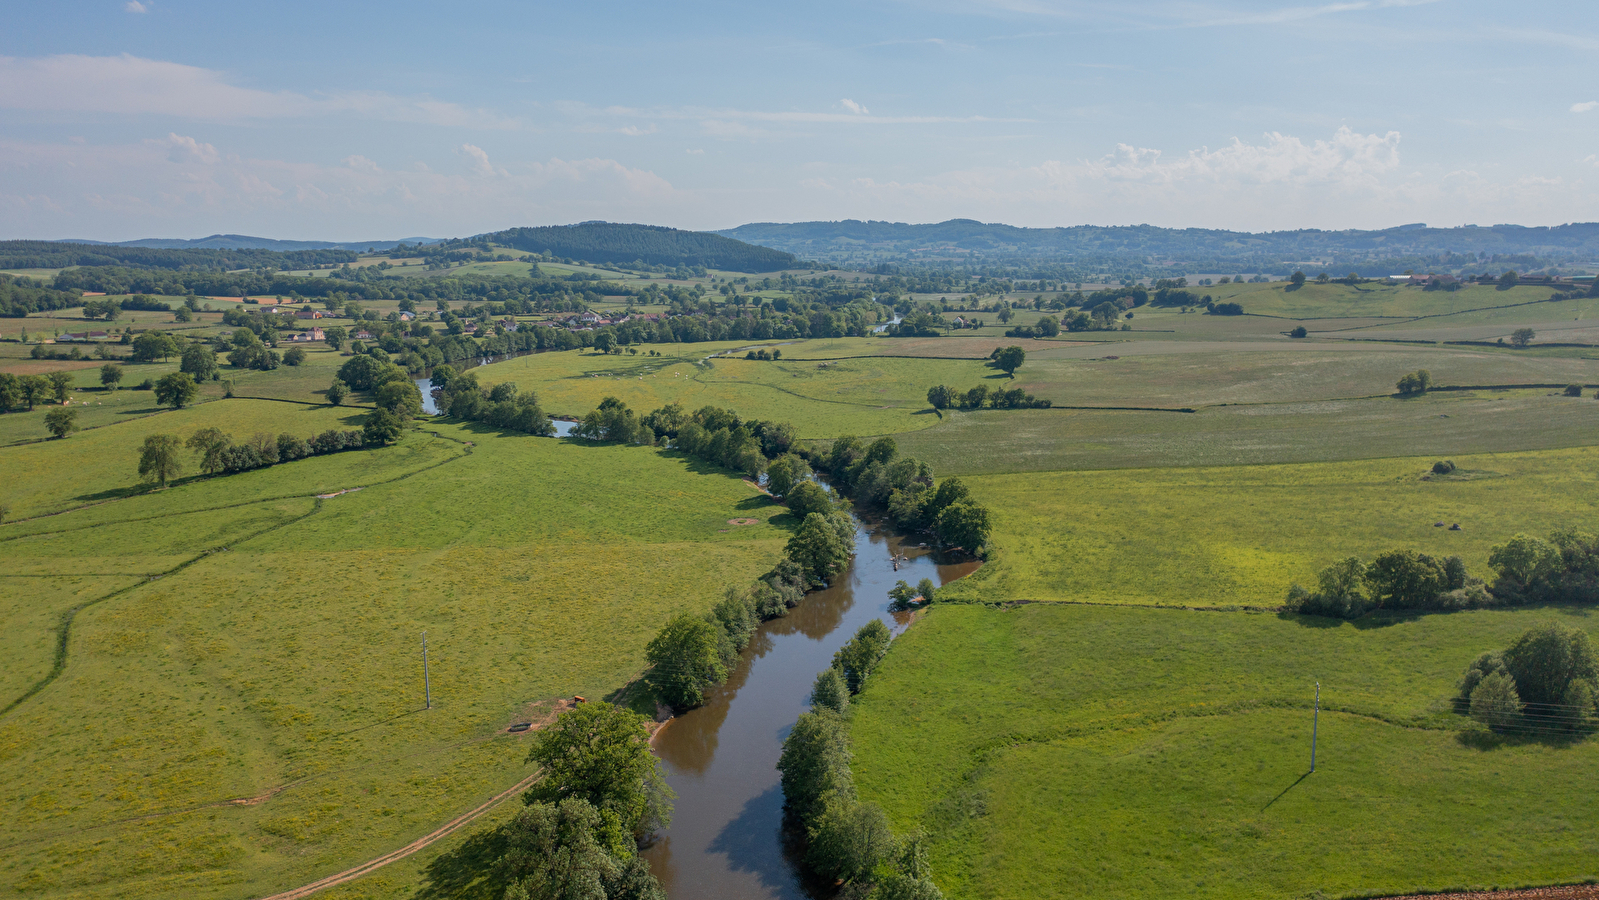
[{"left": 1, "top": 0, "right": 1595, "bottom": 240}]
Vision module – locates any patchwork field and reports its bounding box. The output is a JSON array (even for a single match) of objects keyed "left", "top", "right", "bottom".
[{"left": 850, "top": 603, "right": 1599, "bottom": 900}]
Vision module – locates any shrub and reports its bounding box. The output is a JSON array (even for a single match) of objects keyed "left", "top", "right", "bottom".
[
  {"left": 1470, "top": 671, "right": 1522, "bottom": 729},
  {"left": 1431, "top": 460, "right": 1456, "bottom": 475},
  {"left": 1289, "top": 326, "right": 1308, "bottom": 338},
  {"left": 810, "top": 668, "right": 850, "bottom": 714},
  {"left": 1565, "top": 383, "right": 1584, "bottom": 397},
  {"left": 833, "top": 619, "right": 892, "bottom": 693},
  {"left": 1396, "top": 369, "right": 1432, "bottom": 395}
]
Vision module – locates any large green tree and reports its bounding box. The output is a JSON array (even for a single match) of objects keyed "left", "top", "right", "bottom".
[
  {"left": 523, "top": 701, "right": 672, "bottom": 840},
  {"left": 993, "top": 345, "right": 1026, "bottom": 377},
  {"left": 1502, "top": 622, "right": 1599, "bottom": 713},
  {"left": 137, "top": 433, "right": 184, "bottom": 486},
  {"left": 46, "top": 371, "right": 74, "bottom": 403},
  {"left": 645, "top": 613, "right": 727, "bottom": 710},
  {"left": 154, "top": 372, "right": 199, "bottom": 409},
  {"left": 99, "top": 363, "right": 124, "bottom": 391},
  {"left": 44, "top": 407, "right": 78, "bottom": 439},
  {"left": 362, "top": 408, "right": 403, "bottom": 445},
  {"left": 180, "top": 343, "right": 219, "bottom": 381}
]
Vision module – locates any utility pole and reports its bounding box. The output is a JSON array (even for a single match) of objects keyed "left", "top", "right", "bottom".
[
  {"left": 422, "top": 631, "right": 431, "bottom": 710},
  {"left": 1310, "top": 680, "right": 1320, "bottom": 773}
]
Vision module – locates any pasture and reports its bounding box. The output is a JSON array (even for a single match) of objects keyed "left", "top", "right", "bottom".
[
  {"left": 0, "top": 416, "right": 790, "bottom": 900},
  {"left": 850, "top": 602, "right": 1599, "bottom": 900},
  {"left": 933, "top": 445, "right": 1599, "bottom": 609}
]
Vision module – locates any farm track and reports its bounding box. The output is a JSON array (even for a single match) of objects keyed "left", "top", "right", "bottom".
[
  {"left": 255, "top": 767, "right": 544, "bottom": 900},
  {"left": 1381, "top": 885, "right": 1599, "bottom": 900}
]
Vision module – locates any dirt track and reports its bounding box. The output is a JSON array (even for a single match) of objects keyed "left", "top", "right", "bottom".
[
  {"left": 256, "top": 767, "right": 542, "bottom": 900},
  {"left": 1383, "top": 886, "right": 1599, "bottom": 900}
]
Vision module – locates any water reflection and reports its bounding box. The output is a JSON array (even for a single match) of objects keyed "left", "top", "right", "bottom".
[{"left": 641, "top": 517, "right": 977, "bottom": 900}]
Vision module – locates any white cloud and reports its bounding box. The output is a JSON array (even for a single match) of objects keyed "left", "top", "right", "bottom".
[
  {"left": 1572, "top": 101, "right": 1599, "bottom": 113},
  {"left": 155, "top": 133, "right": 218, "bottom": 165},
  {"left": 1082, "top": 127, "right": 1402, "bottom": 186},
  {"left": 840, "top": 98, "right": 870, "bottom": 115},
  {"left": 0, "top": 135, "right": 683, "bottom": 238},
  {"left": 124, "top": 0, "right": 149, "bottom": 12},
  {"left": 0, "top": 54, "right": 522, "bottom": 128}
]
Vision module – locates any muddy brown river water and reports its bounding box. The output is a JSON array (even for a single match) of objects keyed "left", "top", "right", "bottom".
[{"left": 641, "top": 517, "right": 978, "bottom": 900}]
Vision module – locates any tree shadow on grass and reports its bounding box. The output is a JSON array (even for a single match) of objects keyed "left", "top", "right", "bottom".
[
  {"left": 1455, "top": 727, "right": 1588, "bottom": 752},
  {"left": 1350, "top": 611, "right": 1423, "bottom": 630},
  {"left": 413, "top": 820, "right": 510, "bottom": 900},
  {"left": 1277, "top": 611, "right": 1345, "bottom": 630},
  {"left": 734, "top": 494, "right": 780, "bottom": 512}
]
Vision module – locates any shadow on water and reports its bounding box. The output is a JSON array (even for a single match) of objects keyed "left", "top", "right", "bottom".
[
  {"left": 641, "top": 511, "right": 979, "bottom": 900},
  {"left": 703, "top": 784, "right": 799, "bottom": 897}
]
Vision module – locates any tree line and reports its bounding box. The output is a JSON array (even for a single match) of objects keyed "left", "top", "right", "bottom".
[
  {"left": 778, "top": 621, "right": 945, "bottom": 898},
  {"left": 133, "top": 418, "right": 392, "bottom": 488},
  {"left": 1285, "top": 527, "right": 1599, "bottom": 619}
]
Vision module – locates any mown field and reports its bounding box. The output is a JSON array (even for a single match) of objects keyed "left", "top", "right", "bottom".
[
  {"left": 850, "top": 602, "right": 1599, "bottom": 900},
  {"left": 0, "top": 397, "right": 790, "bottom": 900}
]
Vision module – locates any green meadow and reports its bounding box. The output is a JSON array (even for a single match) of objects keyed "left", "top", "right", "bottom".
[
  {"left": 849, "top": 603, "right": 1599, "bottom": 900},
  {"left": 4, "top": 269, "right": 1599, "bottom": 900},
  {"left": 0, "top": 395, "right": 789, "bottom": 899}
]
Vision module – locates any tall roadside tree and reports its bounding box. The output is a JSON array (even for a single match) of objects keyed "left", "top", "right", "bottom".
[{"left": 137, "top": 434, "right": 183, "bottom": 486}]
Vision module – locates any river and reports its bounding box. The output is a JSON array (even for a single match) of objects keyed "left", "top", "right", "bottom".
[{"left": 641, "top": 516, "right": 978, "bottom": 900}]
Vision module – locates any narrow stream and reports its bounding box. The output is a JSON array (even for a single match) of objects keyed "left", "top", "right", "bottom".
[{"left": 642, "top": 517, "right": 978, "bottom": 900}]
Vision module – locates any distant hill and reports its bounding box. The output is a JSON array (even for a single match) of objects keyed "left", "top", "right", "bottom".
[
  {"left": 719, "top": 220, "right": 1599, "bottom": 275},
  {"left": 0, "top": 240, "right": 362, "bottom": 272},
  {"left": 63, "top": 234, "right": 442, "bottom": 252},
  {"left": 478, "top": 223, "right": 796, "bottom": 273}
]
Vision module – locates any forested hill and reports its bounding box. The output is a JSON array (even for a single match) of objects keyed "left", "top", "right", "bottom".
[
  {"left": 719, "top": 220, "right": 1599, "bottom": 275},
  {"left": 69, "top": 234, "right": 440, "bottom": 251},
  {"left": 0, "top": 240, "right": 358, "bottom": 272},
  {"left": 477, "top": 223, "right": 797, "bottom": 272}
]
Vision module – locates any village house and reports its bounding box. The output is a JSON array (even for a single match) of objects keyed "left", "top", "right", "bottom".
[
  {"left": 289, "top": 327, "right": 326, "bottom": 342},
  {"left": 295, "top": 309, "right": 324, "bottom": 319},
  {"left": 398, "top": 311, "right": 416, "bottom": 321},
  {"left": 56, "top": 331, "right": 110, "bottom": 342},
  {"left": 352, "top": 330, "right": 376, "bottom": 341}
]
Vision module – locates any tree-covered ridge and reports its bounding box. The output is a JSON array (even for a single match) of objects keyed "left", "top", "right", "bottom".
[
  {"left": 720, "top": 219, "right": 1599, "bottom": 276},
  {"left": 0, "top": 273, "right": 84, "bottom": 317},
  {"left": 477, "top": 223, "right": 798, "bottom": 272},
  {"left": 0, "top": 240, "right": 358, "bottom": 272}
]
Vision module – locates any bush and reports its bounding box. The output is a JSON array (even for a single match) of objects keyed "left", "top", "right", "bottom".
[
  {"left": 833, "top": 619, "right": 892, "bottom": 693},
  {"left": 1396, "top": 369, "right": 1432, "bottom": 395},
  {"left": 1566, "top": 383, "right": 1584, "bottom": 397},
  {"left": 1470, "top": 671, "right": 1522, "bottom": 730},
  {"left": 645, "top": 613, "right": 727, "bottom": 710},
  {"left": 810, "top": 667, "right": 850, "bottom": 714},
  {"left": 1431, "top": 460, "right": 1455, "bottom": 475},
  {"left": 1289, "top": 326, "right": 1308, "bottom": 338}
]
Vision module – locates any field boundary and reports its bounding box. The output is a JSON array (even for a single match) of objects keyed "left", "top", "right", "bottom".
[{"left": 0, "top": 498, "right": 325, "bottom": 719}]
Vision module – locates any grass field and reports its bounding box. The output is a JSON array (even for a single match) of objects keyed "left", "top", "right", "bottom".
[
  {"left": 850, "top": 602, "right": 1599, "bottom": 900},
  {"left": 0, "top": 411, "right": 791, "bottom": 899},
  {"left": 930, "top": 445, "right": 1599, "bottom": 609}
]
